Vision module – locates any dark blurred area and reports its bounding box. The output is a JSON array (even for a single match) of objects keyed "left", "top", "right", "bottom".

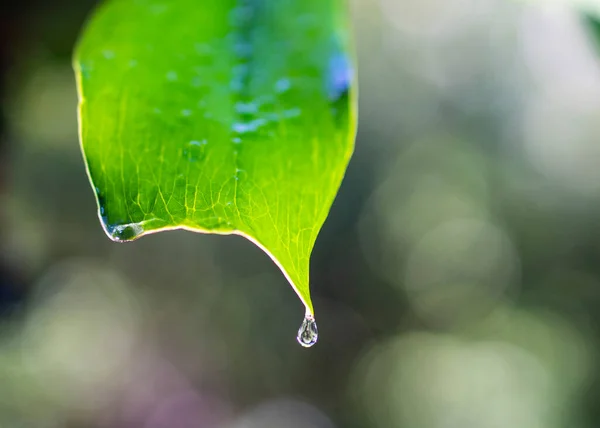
[{"left": 3, "top": 1, "right": 600, "bottom": 427}]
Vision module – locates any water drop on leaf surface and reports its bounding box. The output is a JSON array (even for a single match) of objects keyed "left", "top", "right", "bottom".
[{"left": 297, "top": 314, "right": 318, "bottom": 348}]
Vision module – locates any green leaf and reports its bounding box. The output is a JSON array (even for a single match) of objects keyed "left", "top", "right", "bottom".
[{"left": 74, "top": 0, "right": 357, "bottom": 317}]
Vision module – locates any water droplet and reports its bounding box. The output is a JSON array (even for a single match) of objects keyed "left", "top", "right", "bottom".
[
  {"left": 230, "top": 78, "right": 244, "bottom": 92},
  {"left": 106, "top": 222, "right": 144, "bottom": 242},
  {"left": 185, "top": 140, "right": 207, "bottom": 162},
  {"left": 102, "top": 50, "right": 115, "bottom": 59},
  {"left": 232, "top": 122, "right": 249, "bottom": 133},
  {"left": 195, "top": 43, "right": 211, "bottom": 55},
  {"left": 232, "top": 63, "right": 249, "bottom": 76},
  {"left": 297, "top": 315, "right": 318, "bottom": 348},
  {"left": 297, "top": 13, "right": 318, "bottom": 28},
  {"left": 181, "top": 109, "right": 192, "bottom": 117},
  {"left": 229, "top": 5, "right": 254, "bottom": 25},
  {"left": 327, "top": 53, "right": 352, "bottom": 101},
  {"left": 234, "top": 42, "right": 252, "bottom": 58},
  {"left": 282, "top": 108, "right": 301, "bottom": 119},
  {"left": 191, "top": 76, "right": 203, "bottom": 87},
  {"left": 232, "top": 118, "right": 266, "bottom": 134},
  {"left": 235, "top": 101, "right": 258, "bottom": 114},
  {"left": 275, "top": 78, "right": 291, "bottom": 93},
  {"left": 166, "top": 71, "right": 178, "bottom": 81},
  {"left": 79, "top": 62, "right": 93, "bottom": 79}
]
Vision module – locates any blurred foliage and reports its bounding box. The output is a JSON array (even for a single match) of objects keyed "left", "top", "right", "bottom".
[{"left": 3, "top": 0, "right": 600, "bottom": 427}]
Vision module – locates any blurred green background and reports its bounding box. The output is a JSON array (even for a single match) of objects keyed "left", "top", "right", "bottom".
[{"left": 2, "top": 0, "right": 600, "bottom": 427}]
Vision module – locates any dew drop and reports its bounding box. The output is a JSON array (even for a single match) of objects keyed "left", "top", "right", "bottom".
[
  {"left": 79, "top": 62, "right": 93, "bottom": 79},
  {"left": 235, "top": 101, "right": 258, "bottom": 114},
  {"left": 232, "top": 118, "right": 266, "bottom": 133},
  {"left": 232, "top": 63, "right": 249, "bottom": 76},
  {"left": 297, "top": 314, "right": 318, "bottom": 348},
  {"left": 275, "top": 77, "right": 291, "bottom": 93},
  {"left": 106, "top": 222, "right": 144, "bottom": 242},
  {"left": 191, "top": 76, "right": 203, "bottom": 87},
  {"left": 230, "top": 78, "right": 244, "bottom": 92},
  {"left": 229, "top": 5, "right": 254, "bottom": 25},
  {"left": 282, "top": 108, "right": 301, "bottom": 119},
  {"left": 195, "top": 43, "right": 211, "bottom": 55},
  {"left": 327, "top": 53, "right": 352, "bottom": 101},
  {"left": 185, "top": 140, "right": 206, "bottom": 162},
  {"left": 234, "top": 42, "right": 252, "bottom": 58}
]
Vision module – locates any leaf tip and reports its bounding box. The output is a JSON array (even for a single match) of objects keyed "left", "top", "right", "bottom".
[{"left": 233, "top": 231, "right": 315, "bottom": 316}]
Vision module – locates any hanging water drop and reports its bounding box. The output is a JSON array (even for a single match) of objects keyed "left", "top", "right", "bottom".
[{"left": 297, "top": 314, "right": 318, "bottom": 348}]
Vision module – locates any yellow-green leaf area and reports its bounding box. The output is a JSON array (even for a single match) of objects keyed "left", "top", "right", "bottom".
[{"left": 74, "top": 0, "right": 357, "bottom": 315}]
